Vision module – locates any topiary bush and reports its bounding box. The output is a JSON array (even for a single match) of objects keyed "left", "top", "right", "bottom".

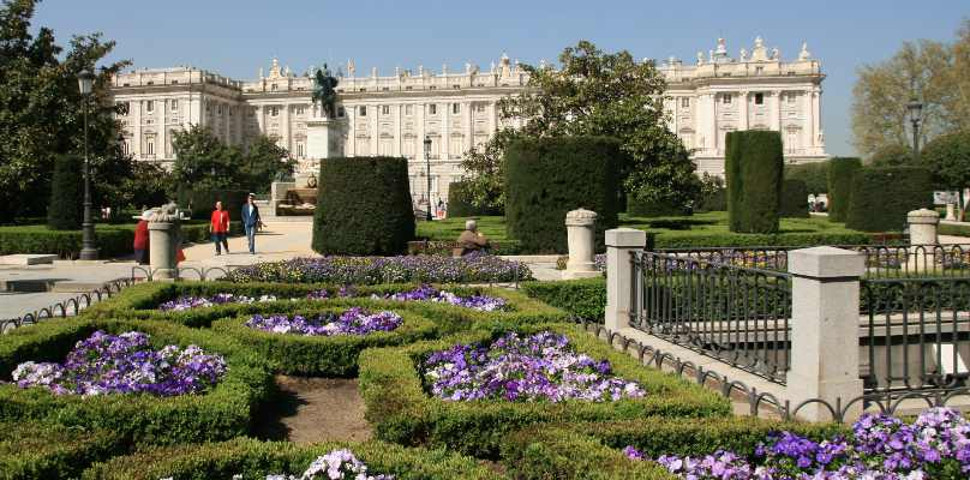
[
  {"left": 505, "top": 137, "right": 622, "bottom": 253},
  {"left": 779, "top": 179, "right": 809, "bottom": 218},
  {"left": 845, "top": 166, "right": 934, "bottom": 232},
  {"left": 826, "top": 157, "right": 862, "bottom": 222},
  {"left": 521, "top": 278, "right": 606, "bottom": 321},
  {"left": 312, "top": 157, "right": 415, "bottom": 255},
  {"left": 47, "top": 154, "right": 83, "bottom": 231},
  {"left": 725, "top": 131, "right": 783, "bottom": 233},
  {"left": 447, "top": 181, "right": 500, "bottom": 217}
]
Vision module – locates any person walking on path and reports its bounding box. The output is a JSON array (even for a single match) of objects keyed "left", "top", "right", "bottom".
[
  {"left": 210, "top": 201, "right": 231, "bottom": 255},
  {"left": 241, "top": 193, "right": 262, "bottom": 255},
  {"left": 132, "top": 210, "right": 151, "bottom": 265}
]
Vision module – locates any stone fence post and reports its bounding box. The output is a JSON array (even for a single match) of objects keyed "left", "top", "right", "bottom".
[
  {"left": 605, "top": 228, "right": 646, "bottom": 331},
  {"left": 907, "top": 208, "right": 940, "bottom": 273},
  {"left": 148, "top": 203, "right": 182, "bottom": 280},
  {"left": 563, "top": 208, "right": 599, "bottom": 280},
  {"left": 786, "top": 246, "right": 865, "bottom": 422}
]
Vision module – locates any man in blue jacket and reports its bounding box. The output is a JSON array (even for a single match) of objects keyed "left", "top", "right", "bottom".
[{"left": 241, "top": 193, "right": 263, "bottom": 255}]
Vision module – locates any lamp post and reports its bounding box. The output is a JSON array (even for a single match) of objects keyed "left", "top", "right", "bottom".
[
  {"left": 907, "top": 96, "right": 924, "bottom": 163},
  {"left": 77, "top": 69, "right": 98, "bottom": 261},
  {"left": 423, "top": 135, "right": 432, "bottom": 221}
]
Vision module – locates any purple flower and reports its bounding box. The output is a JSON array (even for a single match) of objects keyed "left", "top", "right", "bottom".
[
  {"left": 245, "top": 308, "right": 403, "bottom": 336},
  {"left": 158, "top": 294, "right": 277, "bottom": 311}
]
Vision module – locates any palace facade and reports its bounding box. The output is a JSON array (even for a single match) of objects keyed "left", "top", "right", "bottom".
[{"left": 109, "top": 36, "right": 827, "bottom": 203}]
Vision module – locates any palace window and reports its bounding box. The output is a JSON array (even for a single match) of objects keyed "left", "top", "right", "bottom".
[
  {"left": 338, "top": 107, "right": 346, "bottom": 117},
  {"left": 476, "top": 104, "right": 486, "bottom": 113},
  {"left": 680, "top": 97, "right": 690, "bottom": 108},
  {"left": 117, "top": 102, "right": 130, "bottom": 115},
  {"left": 272, "top": 84, "right": 278, "bottom": 91},
  {"left": 359, "top": 106, "right": 367, "bottom": 116},
  {"left": 297, "top": 142, "right": 305, "bottom": 158},
  {"left": 295, "top": 106, "right": 305, "bottom": 115},
  {"left": 381, "top": 105, "right": 390, "bottom": 115},
  {"left": 270, "top": 106, "right": 280, "bottom": 117},
  {"left": 787, "top": 93, "right": 797, "bottom": 104},
  {"left": 170, "top": 99, "right": 178, "bottom": 111},
  {"left": 755, "top": 93, "right": 764, "bottom": 105},
  {"left": 122, "top": 139, "right": 131, "bottom": 156},
  {"left": 145, "top": 137, "right": 155, "bottom": 156},
  {"left": 217, "top": 105, "right": 223, "bottom": 115},
  {"left": 755, "top": 66, "right": 764, "bottom": 75},
  {"left": 721, "top": 95, "right": 732, "bottom": 105},
  {"left": 429, "top": 104, "right": 437, "bottom": 115},
  {"left": 145, "top": 100, "right": 155, "bottom": 113},
  {"left": 382, "top": 87, "right": 389, "bottom": 91},
  {"left": 405, "top": 104, "right": 414, "bottom": 115},
  {"left": 452, "top": 103, "right": 461, "bottom": 114}
]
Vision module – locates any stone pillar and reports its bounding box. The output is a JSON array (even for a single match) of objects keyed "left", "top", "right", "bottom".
[
  {"left": 907, "top": 208, "right": 940, "bottom": 273},
  {"left": 786, "top": 246, "right": 865, "bottom": 422},
  {"left": 605, "top": 228, "right": 646, "bottom": 331},
  {"left": 563, "top": 209, "right": 599, "bottom": 280},
  {"left": 946, "top": 203, "right": 957, "bottom": 221},
  {"left": 147, "top": 204, "right": 182, "bottom": 281}
]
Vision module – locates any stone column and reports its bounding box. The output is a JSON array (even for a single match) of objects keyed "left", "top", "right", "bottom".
[
  {"left": 563, "top": 209, "right": 600, "bottom": 280},
  {"left": 786, "top": 246, "right": 865, "bottom": 422},
  {"left": 907, "top": 208, "right": 940, "bottom": 273},
  {"left": 147, "top": 204, "right": 182, "bottom": 281},
  {"left": 946, "top": 203, "right": 957, "bottom": 221},
  {"left": 605, "top": 228, "right": 646, "bottom": 331}
]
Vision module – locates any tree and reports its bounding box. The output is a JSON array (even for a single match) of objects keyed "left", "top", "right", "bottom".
[
  {"left": 121, "top": 161, "right": 172, "bottom": 210},
  {"left": 0, "top": 0, "right": 131, "bottom": 222},
  {"left": 851, "top": 20, "right": 970, "bottom": 156},
  {"left": 240, "top": 135, "right": 294, "bottom": 194},
  {"left": 47, "top": 154, "right": 81, "bottom": 230},
  {"left": 460, "top": 40, "right": 697, "bottom": 210},
  {"left": 867, "top": 143, "right": 915, "bottom": 167},
  {"left": 171, "top": 125, "right": 241, "bottom": 191},
  {"left": 923, "top": 130, "right": 970, "bottom": 220}
]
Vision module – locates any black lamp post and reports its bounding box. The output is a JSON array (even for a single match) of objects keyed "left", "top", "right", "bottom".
[
  {"left": 423, "top": 135, "right": 432, "bottom": 221},
  {"left": 77, "top": 69, "right": 99, "bottom": 261},
  {"left": 907, "top": 96, "right": 924, "bottom": 162}
]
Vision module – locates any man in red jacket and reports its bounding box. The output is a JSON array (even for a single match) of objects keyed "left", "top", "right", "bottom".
[{"left": 211, "top": 201, "right": 230, "bottom": 255}]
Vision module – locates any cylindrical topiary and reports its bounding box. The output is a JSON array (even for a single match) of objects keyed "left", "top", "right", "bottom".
[
  {"left": 312, "top": 157, "right": 415, "bottom": 255},
  {"left": 446, "top": 181, "right": 500, "bottom": 217},
  {"left": 47, "top": 154, "right": 83, "bottom": 230},
  {"left": 505, "top": 137, "right": 622, "bottom": 253},
  {"left": 779, "top": 179, "right": 810, "bottom": 218},
  {"left": 826, "top": 157, "right": 862, "bottom": 222},
  {"left": 725, "top": 131, "right": 783, "bottom": 233},
  {"left": 845, "top": 166, "right": 933, "bottom": 232}
]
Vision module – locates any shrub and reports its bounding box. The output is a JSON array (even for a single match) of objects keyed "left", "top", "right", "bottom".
[
  {"left": 447, "top": 181, "right": 500, "bottom": 217},
  {"left": 312, "top": 157, "right": 415, "bottom": 255},
  {"left": 845, "top": 166, "right": 934, "bottom": 232},
  {"left": 725, "top": 131, "right": 783, "bottom": 233},
  {"left": 867, "top": 143, "right": 914, "bottom": 167},
  {"left": 694, "top": 173, "right": 727, "bottom": 212},
  {"left": 784, "top": 161, "right": 829, "bottom": 194},
  {"left": 0, "top": 225, "right": 133, "bottom": 259},
  {"left": 178, "top": 189, "right": 249, "bottom": 221},
  {"left": 521, "top": 278, "right": 606, "bottom": 321},
  {"left": 47, "top": 154, "right": 83, "bottom": 231},
  {"left": 651, "top": 231, "right": 872, "bottom": 249},
  {"left": 0, "top": 422, "right": 123, "bottom": 480},
  {"left": 505, "top": 137, "right": 622, "bottom": 253},
  {"left": 212, "top": 306, "right": 437, "bottom": 376},
  {"left": 0, "top": 318, "right": 271, "bottom": 447},
  {"left": 358, "top": 324, "right": 729, "bottom": 458},
  {"left": 826, "top": 157, "right": 862, "bottom": 222},
  {"left": 779, "top": 179, "right": 809, "bottom": 218},
  {"left": 81, "top": 437, "right": 496, "bottom": 480}
]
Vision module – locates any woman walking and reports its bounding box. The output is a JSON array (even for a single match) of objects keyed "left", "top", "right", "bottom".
[{"left": 210, "top": 201, "right": 230, "bottom": 255}]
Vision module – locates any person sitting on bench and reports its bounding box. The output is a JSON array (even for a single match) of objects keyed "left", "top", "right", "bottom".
[{"left": 457, "top": 219, "right": 490, "bottom": 256}]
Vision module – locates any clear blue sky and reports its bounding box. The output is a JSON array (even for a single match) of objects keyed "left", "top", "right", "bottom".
[{"left": 33, "top": 0, "right": 967, "bottom": 157}]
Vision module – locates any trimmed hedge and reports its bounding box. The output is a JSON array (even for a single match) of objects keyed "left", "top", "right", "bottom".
[
  {"left": 212, "top": 306, "right": 438, "bottom": 376},
  {"left": 845, "top": 166, "right": 934, "bottom": 232},
  {"left": 0, "top": 422, "right": 123, "bottom": 480},
  {"left": 779, "top": 179, "right": 809, "bottom": 218},
  {"left": 447, "top": 181, "right": 500, "bottom": 217},
  {"left": 81, "top": 437, "right": 496, "bottom": 480},
  {"left": 82, "top": 281, "right": 569, "bottom": 334},
  {"left": 0, "top": 318, "right": 272, "bottom": 447},
  {"left": 505, "top": 137, "right": 622, "bottom": 254},
  {"left": 521, "top": 278, "right": 606, "bottom": 321},
  {"left": 826, "top": 157, "right": 862, "bottom": 222},
  {"left": 626, "top": 198, "right": 690, "bottom": 217},
  {"left": 784, "top": 161, "right": 829, "bottom": 194},
  {"left": 651, "top": 231, "right": 871, "bottom": 249},
  {"left": 47, "top": 154, "right": 82, "bottom": 230},
  {"left": 313, "top": 157, "right": 415, "bottom": 255},
  {"left": 358, "top": 323, "right": 730, "bottom": 459},
  {"left": 726, "top": 131, "right": 783, "bottom": 233}
]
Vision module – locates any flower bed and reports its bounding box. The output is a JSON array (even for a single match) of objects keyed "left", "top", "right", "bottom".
[
  {"left": 212, "top": 307, "right": 436, "bottom": 377},
  {"left": 622, "top": 408, "right": 970, "bottom": 479},
  {"left": 158, "top": 293, "right": 278, "bottom": 311},
  {"left": 357, "top": 324, "right": 730, "bottom": 458},
  {"left": 13, "top": 330, "right": 227, "bottom": 397},
  {"left": 223, "top": 254, "right": 533, "bottom": 285},
  {"left": 0, "top": 421, "right": 123, "bottom": 479},
  {"left": 0, "top": 318, "right": 271, "bottom": 447},
  {"left": 81, "top": 437, "right": 496, "bottom": 480}
]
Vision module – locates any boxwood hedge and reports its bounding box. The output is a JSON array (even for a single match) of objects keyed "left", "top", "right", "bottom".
[
  {"left": 521, "top": 278, "right": 607, "bottom": 321},
  {"left": 212, "top": 306, "right": 438, "bottom": 377},
  {"left": 726, "top": 131, "right": 783, "bottom": 233},
  {"left": 845, "top": 166, "right": 934, "bottom": 232},
  {"left": 779, "top": 179, "right": 809, "bottom": 218},
  {"left": 81, "top": 437, "right": 496, "bottom": 480},
  {"left": 0, "top": 422, "right": 123, "bottom": 480},
  {"left": 826, "top": 157, "right": 862, "bottom": 222},
  {"left": 358, "top": 323, "right": 730, "bottom": 459},
  {"left": 0, "top": 318, "right": 272, "bottom": 447}
]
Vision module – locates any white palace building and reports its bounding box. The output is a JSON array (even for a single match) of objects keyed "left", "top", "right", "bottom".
[{"left": 109, "top": 36, "right": 827, "bottom": 203}]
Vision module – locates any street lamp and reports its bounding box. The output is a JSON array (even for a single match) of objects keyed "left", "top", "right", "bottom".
[
  {"left": 907, "top": 96, "right": 923, "bottom": 162},
  {"left": 77, "top": 69, "right": 98, "bottom": 261},
  {"left": 423, "top": 135, "right": 432, "bottom": 221}
]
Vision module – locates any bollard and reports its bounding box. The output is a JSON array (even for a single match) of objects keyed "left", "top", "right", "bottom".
[{"left": 563, "top": 208, "right": 600, "bottom": 280}]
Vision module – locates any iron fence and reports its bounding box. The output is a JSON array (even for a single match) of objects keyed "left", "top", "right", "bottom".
[
  {"left": 631, "top": 250, "right": 792, "bottom": 383},
  {"left": 0, "top": 277, "right": 139, "bottom": 333}
]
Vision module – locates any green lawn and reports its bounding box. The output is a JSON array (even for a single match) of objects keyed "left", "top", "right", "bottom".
[{"left": 417, "top": 216, "right": 509, "bottom": 242}]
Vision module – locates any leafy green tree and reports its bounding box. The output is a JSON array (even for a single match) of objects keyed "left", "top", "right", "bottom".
[
  {"left": 784, "top": 162, "right": 828, "bottom": 194},
  {"left": 923, "top": 130, "right": 970, "bottom": 220},
  {"left": 171, "top": 125, "right": 241, "bottom": 191},
  {"left": 867, "top": 143, "right": 915, "bottom": 167},
  {"left": 120, "top": 161, "right": 172, "bottom": 210},
  {"left": 460, "top": 40, "right": 697, "bottom": 210},
  {"left": 240, "top": 135, "right": 294, "bottom": 194},
  {"left": 0, "top": 0, "right": 130, "bottom": 222}
]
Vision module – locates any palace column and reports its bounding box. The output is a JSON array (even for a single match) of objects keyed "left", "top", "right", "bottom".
[
  {"left": 739, "top": 91, "right": 749, "bottom": 131},
  {"left": 463, "top": 101, "right": 473, "bottom": 152},
  {"left": 370, "top": 103, "right": 379, "bottom": 155},
  {"left": 812, "top": 88, "right": 822, "bottom": 153},
  {"left": 394, "top": 104, "right": 403, "bottom": 157},
  {"left": 770, "top": 90, "right": 782, "bottom": 132},
  {"left": 281, "top": 103, "right": 291, "bottom": 152},
  {"left": 488, "top": 100, "right": 498, "bottom": 133},
  {"left": 441, "top": 100, "right": 450, "bottom": 162},
  {"left": 346, "top": 107, "right": 356, "bottom": 156}
]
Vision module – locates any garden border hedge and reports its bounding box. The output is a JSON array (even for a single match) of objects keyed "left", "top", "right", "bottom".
[
  {"left": 0, "top": 422, "right": 123, "bottom": 480},
  {"left": 0, "top": 318, "right": 272, "bottom": 447},
  {"left": 357, "top": 323, "right": 730, "bottom": 459},
  {"left": 521, "top": 278, "right": 607, "bottom": 321},
  {"left": 212, "top": 306, "right": 437, "bottom": 376},
  {"left": 81, "top": 437, "right": 496, "bottom": 480}
]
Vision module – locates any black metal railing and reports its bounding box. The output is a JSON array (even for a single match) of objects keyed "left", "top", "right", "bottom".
[
  {"left": 631, "top": 251, "right": 792, "bottom": 383},
  {"left": 861, "top": 277, "right": 970, "bottom": 395}
]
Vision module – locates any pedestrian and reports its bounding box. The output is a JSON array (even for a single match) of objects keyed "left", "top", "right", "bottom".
[
  {"left": 241, "top": 193, "right": 262, "bottom": 255},
  {"left": 210, "top": 201, "right": 230, "bottom": 255},
  {"left": 132, "top": 210, "right": 151, "bottom": 265}
]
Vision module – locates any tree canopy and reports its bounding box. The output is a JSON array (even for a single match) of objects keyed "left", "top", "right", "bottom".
[
  {"left": 460, "top": 40, "right": 697, "bottom": 211},
  {"left": 171, "top": 125, "right": 294, "bottom": 195}
]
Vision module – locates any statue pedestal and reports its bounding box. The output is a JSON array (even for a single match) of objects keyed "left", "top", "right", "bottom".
[{"left": 306, "top": 115, "right": 346, "bottom": 161}]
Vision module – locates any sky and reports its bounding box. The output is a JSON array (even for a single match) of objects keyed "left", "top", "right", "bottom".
[{"left": 31, "top": 0, "right": 968, "bottom": 157}]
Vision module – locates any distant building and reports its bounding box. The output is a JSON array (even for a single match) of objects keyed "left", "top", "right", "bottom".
[{"left": 109, "top": 37, "right": 826, "bottom": 202}]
